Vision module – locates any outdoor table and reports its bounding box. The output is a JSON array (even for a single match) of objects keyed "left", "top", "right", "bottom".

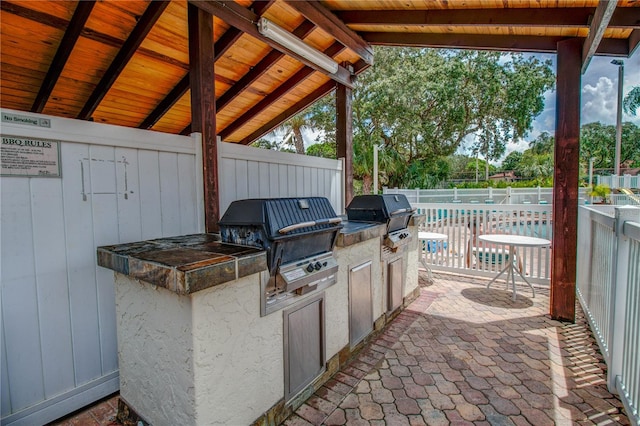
[
  {"left": 418, "top": 231, "right": 448, "bottom": 280},
  {"left": 478, "top": 234, "right": 551, "bottom": 301}
]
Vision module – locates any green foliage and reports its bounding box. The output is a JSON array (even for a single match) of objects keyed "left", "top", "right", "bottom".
[
  {"left": 579, "top": 121, "right": 640, "bottom": 170},
  {"left": 306, "top": 142, "right": 336, "bottom": 159},
  {"left": 623, "top": 86, "right": 640, "bottom": 116},
  {"left": 251, "top": 138, "right": 295, "bottom": 153},
  {"left": 588, "top": 184, "right": 611, "bottom": 203},
  {"left": 501, "top": 151, "right": 523, "bottom": 171}
]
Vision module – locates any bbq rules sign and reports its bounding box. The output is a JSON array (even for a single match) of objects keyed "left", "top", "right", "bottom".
[{"left": 1, "top": 135, "right": 61, "bottom": 177}]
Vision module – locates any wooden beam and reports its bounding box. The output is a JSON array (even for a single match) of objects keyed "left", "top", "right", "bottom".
[
  {"left": 238, "top": 60, "right": 370, "bottom": 145},
  {"left": 31, "top": 1, "right": 95, "bottom": 113},
  {"left": 219, "top": 42, "right": 346, "bottom": 140},
  {"left": 239, "top": 81, "right": 336, "bottom": 145},
  {"left": 188, "top": 3, "right": 218, "bottom": 233},
  {"left": 551, "top": 38, "right": 582, "bottom": 322},
  {"left": 336, "top": 80, "right": 354, "bottom": 207},
  {"left": 363, "top": 32, "right": 630, "bottom": 55},
  {"left": 217, "top": 20, "right": 316, "bottom": 112},
  {"left": 582, "top": 0, "right": 618, "bottom": 74},
  {"left": 284, "top": 0, "right": 374, "bottom": 65},
  {"left": 629, "top": 29, "right": 640, "bottom": 56},
  {"left": 336, "top": 8, "right": 640, "bottom": 29},
  {"left": 77, "top": 1, "right": 169, "bottom": 120},
  {"left": 139, "top": 74, "right": 189, "bottom": 129},
  {"left": 188, "top": 0, "right": 353, "bottom": 88}
]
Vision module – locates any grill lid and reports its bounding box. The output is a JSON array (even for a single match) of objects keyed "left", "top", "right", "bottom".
[
  {"left": 346, "top": 194, "right": 414, "bottom": 222},
  {"left": 219, "top": 197, "right": 342, "bottom": 241}
]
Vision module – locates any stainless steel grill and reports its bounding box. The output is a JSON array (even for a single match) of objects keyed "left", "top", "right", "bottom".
[{"left": 219, "top": 197, "right": 342, "bottom": 313}]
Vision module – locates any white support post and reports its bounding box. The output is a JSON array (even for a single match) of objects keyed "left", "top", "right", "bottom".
[
  {"left": 607, "top": 206, "right": 639, "bottom": 393},
  {"left": 506, "top": 186, "right": 511, "bottom": 204},
  {"left": 373, "top": 145, "right": 379, "bottom": 195}
]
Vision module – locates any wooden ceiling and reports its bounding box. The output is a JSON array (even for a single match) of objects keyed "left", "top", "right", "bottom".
[{"left": 1, "top": 0, "right": 638, "bottom": 145}]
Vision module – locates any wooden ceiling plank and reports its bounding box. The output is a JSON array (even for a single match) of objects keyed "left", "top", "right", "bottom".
[
  {"left": 188, "top": 0, "right": 353, "bottom": 88},
  {"left": 139, "top": 74, "right": 189, "bottom": 129},
  {"left": 237, "top": 59, "right": 368, "bottom": 145},
  {"left": 581, "top": 0, "right": 618, "bottom": 74},
  {"left": 213, "top": 1, "right": 274, "bottom": 60},
  {"left": 239, "top": 80, "right": 336, "bottom": 145},
  {"left": 31, "top": 1, "right": 96, "bottom": 113},
  {"left": 219, "top": 41, "right": 346, "bottom": 140},
  {"left": 77, "top": 1, "right": 170, "bottom": 120},
  {"left": 219, "top": 68, "right": 314, "bottom": 140},
  {"left": 284, "top": 1, "right": 374, "bottom": 65},
  {"left": 217, "top": 20, "right": 316, "bottom": 112}
]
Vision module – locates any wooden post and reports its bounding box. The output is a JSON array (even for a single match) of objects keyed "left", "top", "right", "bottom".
[
  {"left": 188, "top": 4, "right": 219, "bottom": 232},
  {"left": 336, "top": 78, "right": 354, "bottom": 207},
  {"left": 550, "top": 38, "right": 582, "bottom": 322}
]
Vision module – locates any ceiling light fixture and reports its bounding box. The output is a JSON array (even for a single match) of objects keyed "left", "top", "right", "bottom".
[{"left": 257, "top": 17, "right": 339, "bottom": 74}]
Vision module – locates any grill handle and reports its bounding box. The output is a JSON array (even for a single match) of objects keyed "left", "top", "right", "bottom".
[
  {"left": 278, "top": 217, "right": 342, "bottom": 234},
  {"left": 390, "top": 207, "right": 417, "bottom": 216}
]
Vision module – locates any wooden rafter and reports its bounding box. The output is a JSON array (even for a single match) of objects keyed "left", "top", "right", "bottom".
[
  {"left": 581, "top": 0, "right": 618, "bottom": 74},
  {"left": 77, "top": 1, "right": 170, "bottom": 120},
  {"left": 217, "top": 20, "right": 316, "bottom": 112},
  {"left": 31, "top": 1, "right": 95, "bottom": 113},
  {"left": 188, "top": 0, "right": 353, "bottom": 88},
  {"left": 630, "top": 29, "right": 640, "bottom": 56},
  {"left": 335, "top": 8, "right": 639, "bottom": 29},
  {"left": 284, "top": 0, "right": 374, "bottom": 65},
  {"left": 363, "top": 32, "right": 630, "bottom": 56},
  {"left": 219, "top": 41, "right": 347, "bottom": 140},
  {"left": 239, "top": 60, "right": 369, "bottom": 145}
]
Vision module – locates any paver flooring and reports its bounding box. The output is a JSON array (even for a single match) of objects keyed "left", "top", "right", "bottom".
[
  {"left": 49, "top": 271, "right": 630, "bottom": 425},
  {"left": 285, "top": 272, "right": 630, "bottom": 425}
]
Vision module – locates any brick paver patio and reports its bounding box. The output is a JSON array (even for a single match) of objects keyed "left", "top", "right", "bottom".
[
  {"left": 284, "top": 272, "right": 630, "bottom": 425},
  {"left": 49, "top": 271, "right": 630, "bottom": 425}
]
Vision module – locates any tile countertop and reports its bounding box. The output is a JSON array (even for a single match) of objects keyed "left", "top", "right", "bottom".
[
  {"left": 97, "top": 234, "right": 266, "bottom": 295},
  {"left": 96, "top": 214, "right": 425, "bottom": 295}
]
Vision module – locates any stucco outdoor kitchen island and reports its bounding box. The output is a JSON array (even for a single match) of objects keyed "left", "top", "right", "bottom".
[{"left": 97, "top": 214, "right": 424, "bottom": 426}]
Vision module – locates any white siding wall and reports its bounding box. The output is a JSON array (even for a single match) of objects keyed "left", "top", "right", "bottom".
[{"left": 1, "top": 110, "right": 199, "bottom": 425}]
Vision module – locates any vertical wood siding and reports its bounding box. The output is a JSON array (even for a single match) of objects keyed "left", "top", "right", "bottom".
[{"left": 1, "top": 137, "right": 198, "bottom": 425}]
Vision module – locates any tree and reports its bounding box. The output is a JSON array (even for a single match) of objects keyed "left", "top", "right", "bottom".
[
  {"left": 501, "top": 151, "right": 523, "bottom": 172},
  {"left": 623, "top": 86, "right": 640, "bottom": 115},
  {"left": 579, "top": 121, "right": 640, "bottom": 171},
  {"left": 306, "top": 47, "right": 554, "bottom": 190},
  {"left": 306, "top": 142, "right": 336, "bottom": 159}
]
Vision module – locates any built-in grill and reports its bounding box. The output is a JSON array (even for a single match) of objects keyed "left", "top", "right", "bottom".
[
  {"left": 346, "top": 194, "right": 415, "bottom": 250},
  {"left": 219, "top": 197, "right": 342, "bottom": 312},
  {"left": 346, "top": 194, "right": 415, "bottom": 313}
]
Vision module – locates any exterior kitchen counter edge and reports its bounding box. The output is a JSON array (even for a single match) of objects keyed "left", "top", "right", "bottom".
[{"left": 96, "top": 233, "right": 267, "bottom": 294}]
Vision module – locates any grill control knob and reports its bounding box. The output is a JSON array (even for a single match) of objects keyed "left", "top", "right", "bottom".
[
  {"left": 323, "top": 261, "right": 327, "bottom": 266},
  {"left": 306, "top": 264, "right": 315, "bottom": 273},
  {"left": 314, "top": 262, "right": 322, "bottom": 270}
]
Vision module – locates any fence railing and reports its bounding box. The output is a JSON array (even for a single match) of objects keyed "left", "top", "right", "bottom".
[
  {"left": 577, "top": 205, "right": 640, "bottom": 426},
  {"left": 597, "top": 174, "right": 640, "bottom": 190},
  {"left": 412, "top": 202, "right": 552, "bottom": 284},
  {"left": 384, "top": 186, "right": 589, "bottom": 205}
]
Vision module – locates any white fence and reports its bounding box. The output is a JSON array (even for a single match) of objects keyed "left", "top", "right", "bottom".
[
  {"left": 577, "top": 205, "right": 640, "bottom": 426},
  {"left": 1, "top": 109, "right": 344, "bottom": 425},
  {"left": 1, "top": 111, "right": 200, "bottom": 426},
  {"left": 412, "top": 202, "right": 552, "bottom": 284},
  {"left": 597, "top": 174, "right": 640, "bottom": 190},
  {"left": 218, "top": 142, "right": 344, "bottom": 215},
  {"left": 384, "top": 186, "right": 590, "bottom": 205}
]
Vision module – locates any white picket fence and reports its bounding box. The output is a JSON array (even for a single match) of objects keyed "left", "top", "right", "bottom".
[
  {"left": 577, "top": 205, "right": 640, "bottom": 426},
  {"left": 410, "top": 202, "right": 553, "bottom": 285}
]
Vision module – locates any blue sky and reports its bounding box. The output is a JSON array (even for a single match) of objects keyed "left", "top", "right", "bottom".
[{"left": 483, "top": 49, "right": 640, "bottom": 161}]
